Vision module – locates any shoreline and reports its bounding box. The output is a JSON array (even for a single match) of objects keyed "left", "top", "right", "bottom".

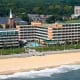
[
  {"left": 0, "top": 52, "right": 80, "bottom": 75},
  {"left": 0, "top": 63, "right": 80, "bottom": 75},
  {"left": 0, "top": 66, "right": 58, "bottom": 75}
]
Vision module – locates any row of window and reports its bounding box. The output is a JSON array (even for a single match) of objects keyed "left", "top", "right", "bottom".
[
  {"left": 63, "top": 24, "right": 80, "bottom": 26},
  {"left": 0, "top": 31, "right": 18, "bottom": 36}
]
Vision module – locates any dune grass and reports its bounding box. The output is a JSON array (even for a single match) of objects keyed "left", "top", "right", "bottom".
[
  {"left": 35, "top": 44, "right": 80, "bottom": 52},
  {"left": 0, "top": 48, "right": 25, "bottom": 55}
]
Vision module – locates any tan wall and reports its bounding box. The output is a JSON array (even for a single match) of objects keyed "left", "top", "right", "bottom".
[
  {"left": 31, "top": 22, "right": 42, "bottom": 27},
  {"left": 16, "top": 25, "right": 21, "bottom": 41},
  {"left": 1, "top": 24, "right": 5, "bottom": 29},
  {"left": 52, "top": 23, "right": 62, "bottom": 29},
  {"left": 8, "top": 18, "right": 14, "bottom": 28},
  {"left": 48, "top": 27, "right": 52, "bottom": 40}
]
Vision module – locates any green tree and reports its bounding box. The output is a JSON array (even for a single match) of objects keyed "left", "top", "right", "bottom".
[
  {"left": 5, "top": 24, "right": 9, "bottom": 28},
  {"left": 46, "top": 15, "right": 55, "bottom": 23},
  {"left": 46, "top": 15, "right": 63, "bottom": 23},
  {"left": 33, "top": 6, "right": 41, "bottom": 14},
  {"left": 63, "top": 5, "right": 73, "bottom": 16},
  {"left": 0, "top": 25, "right": 3, "bottom": 28},
  {"left": 21, "top": 15, "right": 30, "bottom": 24}
]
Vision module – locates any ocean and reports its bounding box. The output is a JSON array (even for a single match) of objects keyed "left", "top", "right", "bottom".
[{"left": 0, "top": 65, "right": 80, "bottom": 80}]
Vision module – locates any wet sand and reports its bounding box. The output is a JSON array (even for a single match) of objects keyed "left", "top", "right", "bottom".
[{"left": 0, "top": 52, "right": 80, "bottom": 75}]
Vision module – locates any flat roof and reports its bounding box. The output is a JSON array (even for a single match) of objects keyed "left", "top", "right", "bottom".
[
  {"left": 0, "top": 29, "right": 18, "bottom": 32},
  {"left": 40, "top": 23, "right": 53, "bottom": 27},
  {"left": 40, "top": 23, "right": 62, "bottom": 28},
  {"left": 19, "top": 21, "right": 80, "bottom": 28}
]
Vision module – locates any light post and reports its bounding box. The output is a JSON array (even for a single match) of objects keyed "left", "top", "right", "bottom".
[
  {"left": 11, "top": 42, "right": 14, "bottom": 54},
  {"left": 64, "top": 41, "right": 66, "bottom": 51}
]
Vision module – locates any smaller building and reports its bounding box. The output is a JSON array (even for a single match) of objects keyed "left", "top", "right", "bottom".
[
  {"left": 0, "top": 9, "right": 27, "bottom": 28},
  {"left": 0, "top": 29, "right": 19, "bottom": 48},
  {"left": 74, "top": 6, "right": 80, "bottom": 16},
  {"left": 71, "top": 6, "right": 80, "bottom": 18},
  {"left": 28, "top": 14, "right": 52, "bottom": 23}
]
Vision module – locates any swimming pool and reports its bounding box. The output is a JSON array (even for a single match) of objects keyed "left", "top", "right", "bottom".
[{"left": 29, "top": 42, "right": 40, "bottom": 48}]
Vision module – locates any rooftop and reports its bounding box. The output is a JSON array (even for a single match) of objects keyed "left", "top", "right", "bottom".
[
  {"left": 0, "top": 28, "right": 18, "bottom": 32},
  {"left": 36, "top": 23, "right": 62, "bottom": 28},
  {"left": 0, "top": 17, "right": 26, "bottom": 24}
]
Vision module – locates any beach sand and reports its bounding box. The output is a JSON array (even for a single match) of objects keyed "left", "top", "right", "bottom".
[{"left": 0, "top": 52, "right": 80, "bottom": 75}]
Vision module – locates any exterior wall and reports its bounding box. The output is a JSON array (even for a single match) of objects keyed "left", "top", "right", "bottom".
[
  {"left": 52, "top": 23, "right": 80, "bottom": 44},
  {"left": 17, "top": 23, "right": 80, "bottom": 45},
  {"left": 1, "top": 24, "right": 5, "bottom": 29},
  {"left": 8, "top": 18, "right": 14, "bottom": 28},
  {"left": 36, "top": 26, "right": 48, "bottom": 41},
  {"left": 74, "top": 6, "right": 80, "bottom": 16},
  {"left": 18, "top": 25, "right": 36, "bottom": 41},
  {"left": 62, "top": 23, "right": 79, "bottom": 43},
  {"left": 48, "top": 27, "right": 52, "bottom": 40},
  {"left": 31, "top": 22, "right": 42, "bottom": 26},
  {"left": 0, "top": 29, "right": 19, "bottom": 48},
  {"left": 16, "top": 25, "right": 21, "bottom": 41},
  {"left": 35, "top": 23, "right": 80, "bottom": 44}
]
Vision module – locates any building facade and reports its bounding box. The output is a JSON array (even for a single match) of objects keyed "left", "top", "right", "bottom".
[
  {"left": 17, "top": 22, "right": 80, "bottom": 45},
  {"left": 36, "top": 23, "right": 80, "bottom": 44},
  {"left": 74, "top": 6, "right": 80, "bottom": 16},
  {"left": 16, "top": 25, "right": 36, "bottom": 42},
  {"left": 28, "top": 14, "right": 52, "bottom": 23},
  {"left": 71, "top": 6, "right": 80, "bottom": 18},
  {"left": 0, "top": 29, "right": 19, "bottom": 48}
]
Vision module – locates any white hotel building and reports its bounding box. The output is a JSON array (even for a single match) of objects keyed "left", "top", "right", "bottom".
[
  {"left": 0, "top": 29, "right": 19, "bottom": 48},
  {"left": 16, "top": 22, "right": 80, "bottom": 45}
]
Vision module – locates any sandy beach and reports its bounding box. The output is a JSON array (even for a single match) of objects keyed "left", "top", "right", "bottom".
[{"left": 0, "top": 52, "right": 80, "bottom": 75}]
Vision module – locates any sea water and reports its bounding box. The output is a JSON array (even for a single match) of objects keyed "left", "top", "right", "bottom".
[{"left": 0, "top": 65, "right": 80, "bottom": 80}]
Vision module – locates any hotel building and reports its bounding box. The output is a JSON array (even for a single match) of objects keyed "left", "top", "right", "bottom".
[
  {"left": 16, "top": 25, "right": 36, "bottom": 42},
  {"left": 0, "top": 9, "right": 20, "bottom": 49},
  {"left": 17, "top": 22, "right": 80, "bottom": 45},
  {"left": 0, "top": 29, "right": 19, "bottom": 48}
]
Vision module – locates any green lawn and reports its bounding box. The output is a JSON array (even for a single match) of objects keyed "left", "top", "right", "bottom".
[
  {"left": 65, "top": 19, "right": 80, "bottom": 23},
  {"left": 0, "top": 44, "right": 80, "bottom": 55},
  {"left": 35, "top": 44, "right": 80, "bottom": 52},
  {"left": 0, "top": 48, "right": 25, "bottom": 55}
]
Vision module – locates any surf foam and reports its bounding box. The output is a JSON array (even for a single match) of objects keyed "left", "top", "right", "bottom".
[{"left": 0, "top": 65, "right": 80, "bottom": 79}]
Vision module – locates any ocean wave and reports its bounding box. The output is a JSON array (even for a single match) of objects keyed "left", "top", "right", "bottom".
[{"left": 0, "top": 65, "right": 80, "bottom": 79}]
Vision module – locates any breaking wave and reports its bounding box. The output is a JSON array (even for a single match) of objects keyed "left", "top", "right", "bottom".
[{"left": 0, "top": 65, "right": 80, "bottom": 79}]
